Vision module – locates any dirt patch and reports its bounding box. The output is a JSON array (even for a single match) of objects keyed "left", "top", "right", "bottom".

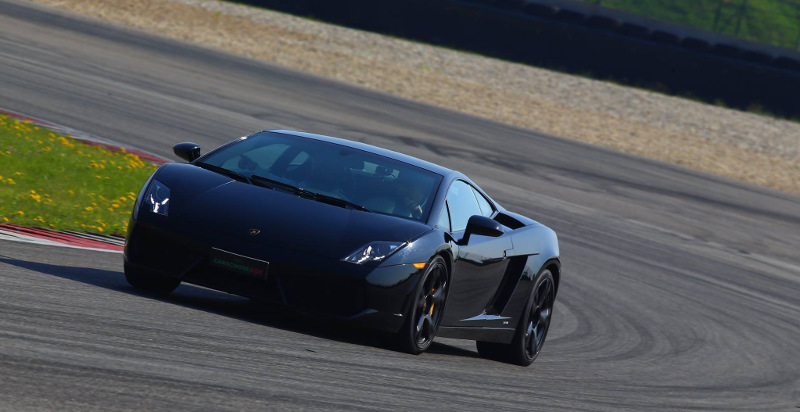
[{"left": 31, "top": 0, "right": 800, "bottom": 193}]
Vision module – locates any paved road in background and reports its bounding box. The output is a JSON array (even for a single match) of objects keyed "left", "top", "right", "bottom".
[{"left": 1, "top": 0, "right": 798, "bottom": 410}]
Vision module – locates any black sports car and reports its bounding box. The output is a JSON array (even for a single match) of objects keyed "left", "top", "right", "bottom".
[{"left": 124, "top": 130, "right": 560, "bottom": 365}]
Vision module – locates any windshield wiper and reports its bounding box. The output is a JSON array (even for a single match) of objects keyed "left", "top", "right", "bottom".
[
  {"left": 196, "top": 162, "right": 251, "bottom": 183},
  {"left": 251, "top": 174, "right": 313, "bottom": 196},
  {"left": 311, "top": 192, "right": 372, "bottom": 212},
  {"left": 251, "top": 174, "right": 371, "bottom": 212}
]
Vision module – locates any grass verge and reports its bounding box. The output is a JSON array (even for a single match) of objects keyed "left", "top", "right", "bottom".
[{"left": 0, "top": 114, "right": 158, "bottom": 235}]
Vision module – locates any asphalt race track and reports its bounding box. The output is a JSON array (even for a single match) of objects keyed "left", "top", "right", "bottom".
[{"left": 1, "top": 1, "right": 799, "bottom": 410}]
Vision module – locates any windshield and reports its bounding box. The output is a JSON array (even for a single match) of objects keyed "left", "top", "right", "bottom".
[{"left": 198, "top": 131, "right": 442, "bottom": 222}]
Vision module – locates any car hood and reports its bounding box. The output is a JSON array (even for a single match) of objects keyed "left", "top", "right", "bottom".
[{"left": 155, "top": 163, "right": 431, "bottom": 260}]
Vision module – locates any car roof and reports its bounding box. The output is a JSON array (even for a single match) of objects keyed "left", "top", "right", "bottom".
[{"left": 268, "top": 129, "right": 454, "bottom": 177}]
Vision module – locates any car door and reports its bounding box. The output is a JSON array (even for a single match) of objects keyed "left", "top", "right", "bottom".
[{"left": 440, "top": 180, "right": 513, "bottom": 325}]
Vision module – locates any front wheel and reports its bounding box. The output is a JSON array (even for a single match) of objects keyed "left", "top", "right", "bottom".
[
  {"left": 395, "top": 256, "right": 449, "bottom": 354},
  {"left": 477, "top": 269, "right": 555, "bottom": 366},
  {"left": 124, "top": 264, "right": 181, "bottom": 295}
]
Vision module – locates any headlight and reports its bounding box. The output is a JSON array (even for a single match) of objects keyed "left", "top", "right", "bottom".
[
  {"left": 143, "top": 179, "right": 171, "bottom": 216},
  {"left": 342, "top": 241, "right": 405, "bottom": 264}
]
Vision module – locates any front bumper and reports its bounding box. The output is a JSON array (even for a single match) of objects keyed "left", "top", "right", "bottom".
[{"left": 124, "top": 220, "right": 423, "bottom": 333}]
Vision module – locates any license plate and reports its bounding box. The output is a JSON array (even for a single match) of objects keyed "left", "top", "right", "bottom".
[{"left": 209, "top": 248, "right": 269, "bottom": 280}]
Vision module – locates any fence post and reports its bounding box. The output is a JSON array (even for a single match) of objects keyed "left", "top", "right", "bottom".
[
  {"left": 734, "top": 0, "right": 748, "bottom": 36},
  {"left": 713, "top": 0, "right": 723, "bottom": 31}
]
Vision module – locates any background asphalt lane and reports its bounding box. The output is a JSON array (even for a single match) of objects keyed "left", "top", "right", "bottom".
[{"left": 1, "top": 0, "right": 799, "bottom": 410}]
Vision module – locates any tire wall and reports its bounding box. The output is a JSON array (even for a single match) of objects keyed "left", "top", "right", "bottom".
[{"left": 236, "top": 0, "right": 800, "bottom": 117}]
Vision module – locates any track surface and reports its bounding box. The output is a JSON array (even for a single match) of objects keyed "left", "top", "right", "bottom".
[{"left": 1, "top": 1, "right": 799, "bottom": 410}]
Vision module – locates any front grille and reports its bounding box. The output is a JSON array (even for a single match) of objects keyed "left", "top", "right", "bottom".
[
  {"left": 275, "top": 265, "right": 365, "bottom": 318},
  {"left": 185, "top": 263, "right": 284, "bottom": 304}
]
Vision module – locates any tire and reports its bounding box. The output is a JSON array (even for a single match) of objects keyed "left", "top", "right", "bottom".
[
  {"left": 476, "top": 269, "right": 555, "bottom": 366},
  {"left": 124, "top": 264, "right": 181, "bottom": 295},
  {"left": 395, "top": 256, "right": 449, "bottom": 354}
]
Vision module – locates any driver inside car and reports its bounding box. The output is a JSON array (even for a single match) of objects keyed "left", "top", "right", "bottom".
[{"left": 395, "top": 183, "right": 426, "bottom": 220}]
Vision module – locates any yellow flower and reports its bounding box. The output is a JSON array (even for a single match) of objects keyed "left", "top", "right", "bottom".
[
  {"left": 85, "top": 207, "right": 93, "bottom": 211},
  {"left": 6, "top": 179, "right": 15, "bottom": 185},
  {"left": 16, "top": 211, "right": 24, "bottom": 216}
]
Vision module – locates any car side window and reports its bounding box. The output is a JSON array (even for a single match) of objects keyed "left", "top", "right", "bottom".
[
  {"left": 446, "top": 180, "right": 483, "bottom": 232},
  {"left": 472, "top": 187, "right": 494, "bottom": 217},
  {"left": 437, "top": 202, "right": 451, "bottom": 232}
]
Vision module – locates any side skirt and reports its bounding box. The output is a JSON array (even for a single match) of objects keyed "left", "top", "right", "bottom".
[{"left": 437, "top": 326, "right": 515, "bottom": 343}]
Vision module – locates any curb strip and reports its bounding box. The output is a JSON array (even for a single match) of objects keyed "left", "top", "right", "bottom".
[{"left": 0, "top": 224, "right": 124, "bottom": 252}]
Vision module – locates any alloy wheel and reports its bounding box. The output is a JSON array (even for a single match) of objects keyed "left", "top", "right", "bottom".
[
  {"left": 414, "top": 261, "right": 447, "bottom": 348},
  {"left": 524, "top": 276, "right": 554, "bottom": 359}
]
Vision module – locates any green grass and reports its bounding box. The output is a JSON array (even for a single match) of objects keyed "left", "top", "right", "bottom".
[
  {"left": 580, "top": 0, "right": 800, "bottom": 50},
  {"left": 0, "top": 114, "right": 158, "bottom": 235}
]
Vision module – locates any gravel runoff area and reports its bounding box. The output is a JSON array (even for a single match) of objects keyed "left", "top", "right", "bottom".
[{"left": 31, "top": 0, "right": 800, "bottom": 194}]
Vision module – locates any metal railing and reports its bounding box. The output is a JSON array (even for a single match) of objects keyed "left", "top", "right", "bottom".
[{"left": 584, "top": 0, "right": 800, "bottom": 50}]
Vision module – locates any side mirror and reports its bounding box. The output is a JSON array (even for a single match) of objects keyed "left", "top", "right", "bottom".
[
  {"left": 460, "top": 215, "right": 503, "bottom": 245},
  {"left": 173, "top": 142, "right": 201, "bottom": 162}
]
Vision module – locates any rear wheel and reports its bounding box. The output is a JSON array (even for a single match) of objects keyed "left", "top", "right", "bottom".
[
  {"left": 395, "top": 256, "right": 448, "bottom": 354},
  {"left": 124, "top": 264, "right": 180, "bottom": 295},
  {"left": 477, "top": 269, "right": 555, "bottom": 366}
]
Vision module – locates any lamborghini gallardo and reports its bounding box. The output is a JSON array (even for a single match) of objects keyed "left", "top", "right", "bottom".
[{"left": 124, "top": 130, "right": 560, "bottom": 365}]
